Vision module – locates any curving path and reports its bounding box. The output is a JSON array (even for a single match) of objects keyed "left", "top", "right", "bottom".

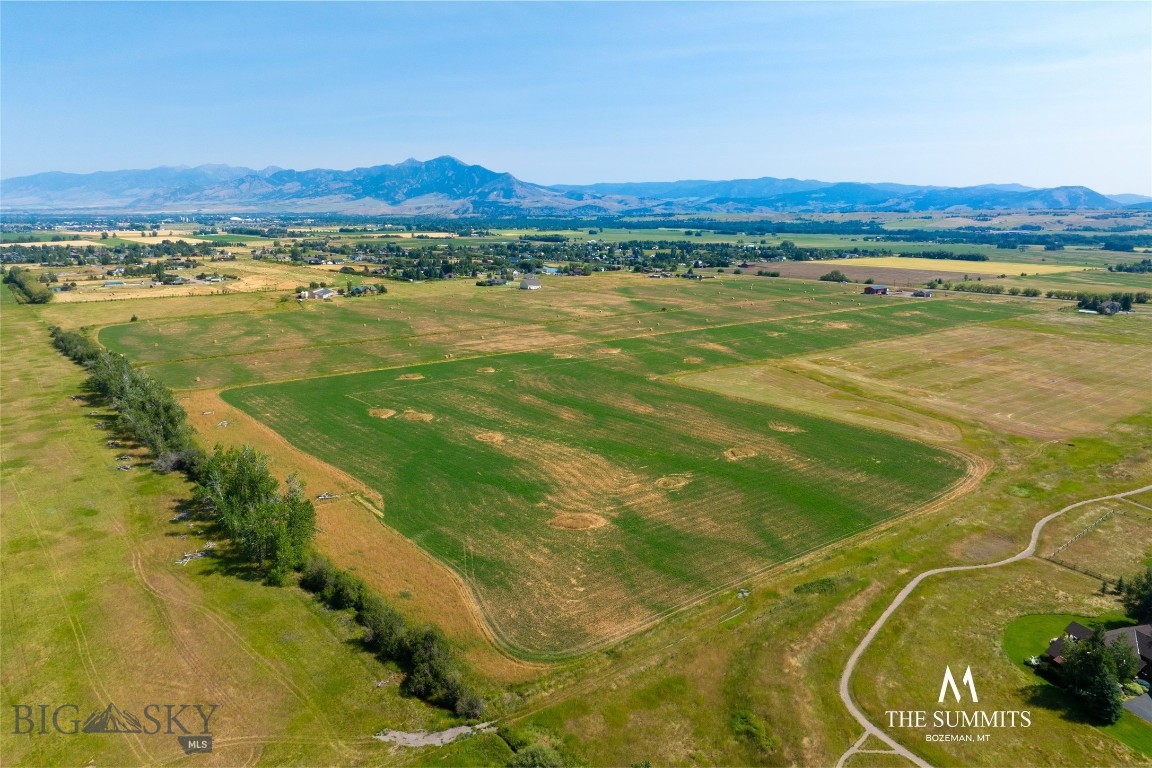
[{"left": 835, "top": 483, "right": 1152, "bottom": 768}]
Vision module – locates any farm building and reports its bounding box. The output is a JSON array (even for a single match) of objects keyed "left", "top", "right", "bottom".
[
  {"left": 863, "top": 285, "right": 889, "bottom": 295},
  {"left": 520, "top": 277, "right": 542, "bottom": 290},
  {"left": 299, "top": 288, "right": 337, "bottom": 300},
  {"left": 912, "top": 290, "right": 933, "bottom": 298}
]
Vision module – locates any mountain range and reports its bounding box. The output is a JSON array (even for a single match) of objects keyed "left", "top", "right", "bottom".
[{"left": 2, "top": 156, "right": 1148, "bottom": 215}]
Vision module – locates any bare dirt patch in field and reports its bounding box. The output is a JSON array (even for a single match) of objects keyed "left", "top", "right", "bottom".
[
  {"left": 400, "top": 410, "right": 434, "bottom": 422},
  {"left": 369, "top": 408, "right": 396, "bottom": 419},
  {"left": 769, "top": 422, "right": 806, "bottom": 433},
  {"left": 396, "top": 373, "right": 425, "bottom": 381},
  {"left": 553, "top": 352, "right": 576, "bottom": 359},
  {"left": 597, "top": 348, "right": 622, "bottom": 355},
  {"left": 548, "top": 513, "right": 608, "bottom": 530},
  {"left": 724, "top": 447, "right": 758, "bottom": 461},
  {"left": 476, "top": 367, "right": 496, "bottom": 373},
  {"left": 893, "top": 311, "right": 924, "bottom": 317},
  {"left": 474, "top": 431, "right": 505, "bottom": 443},
  {"left": 682, "top": 356, "right": 704, "bottom": 364},
  {"left": 821, "top": 321, "right": 855, "bottom": 330},
  {"left": 654, "top": 475, "right": 693, "bottom": 491}
]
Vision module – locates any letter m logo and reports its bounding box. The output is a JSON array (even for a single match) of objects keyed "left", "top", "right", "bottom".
[{"left": 938, "top": 665, "right": 979, "bottom": 703}]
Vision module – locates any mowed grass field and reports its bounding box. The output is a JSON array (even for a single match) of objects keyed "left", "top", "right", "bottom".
[
  {"left": 788, "top": 315, "right": 1152, "bottom": 440},
  {"left": 99, "top": 273, "right": 1029, "bottom": 390}
]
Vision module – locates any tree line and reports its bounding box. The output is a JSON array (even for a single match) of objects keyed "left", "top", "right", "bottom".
[
  {"left": 47, "top": 326, "right": 480, "bottom": 716},
  {"left": 1108, "top": 258, "right": 1152, "bottom": 274},
  {"left": 4, "top": 265, "right": 53, "bottom": 303}
]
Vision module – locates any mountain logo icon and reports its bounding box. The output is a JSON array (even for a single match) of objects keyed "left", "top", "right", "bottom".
[{"left": 82, "top": 703, "right": 143, "bottom": 734}]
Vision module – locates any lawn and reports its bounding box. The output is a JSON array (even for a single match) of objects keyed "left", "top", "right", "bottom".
[{"left": 1003, "top": 614, "right": 1152, "bottom": 758}]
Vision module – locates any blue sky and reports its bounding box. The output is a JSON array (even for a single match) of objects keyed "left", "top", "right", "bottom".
[{"left": 2, "top": 2, "right": 1150, "bottom": 192}]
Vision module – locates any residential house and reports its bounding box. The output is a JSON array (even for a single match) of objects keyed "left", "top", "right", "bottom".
[{"left": 1046, "top": 621, "right": 1152, "bottom": 680}]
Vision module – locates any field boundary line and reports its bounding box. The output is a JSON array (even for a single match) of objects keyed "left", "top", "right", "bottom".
[{"left": 835, "top": 482, "right": 1152, "bottom": 768}]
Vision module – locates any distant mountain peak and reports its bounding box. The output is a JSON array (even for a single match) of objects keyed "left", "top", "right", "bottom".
[{"left": 0, "top": 158, "right": 1130, "bottom": 213}]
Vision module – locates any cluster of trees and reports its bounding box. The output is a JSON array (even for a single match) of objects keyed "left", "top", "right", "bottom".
[
  {"left": 818, "top": 270, "right": 850, "bottom": 282},
  {"left": 1050, "top": 568, "right": 1152, "bottom": 724},
  {"left": 899, "top": 250, "right": 989, "bottom": 262},
  {"left": 1117, "top": 568, "right": 1152, "bottom": 623},
  {"left": 49, "top": 327, "right": 201, "bottom": 471},
  {"left": 933, "top": 281, "right": 1042, "bottom": 297},
  {"left": 300, "top": 554, "right": 484, "bottom": 717},
  {"left": 1108, "top": 258, "right": 1152, "bottom": 274},
  {"left": 2, "top": 238, "right": 220, "bottom": 266},
  {"left": 1058, "top": 629, "right": 1139, "bottom": 724},
  {"left": 48, "top": 326, "right": 476, "bottom": 715},
  {"left": 4, "top": 265, "right": 52, "bottom": 303},
  {"left": 1044, "top": 289, "right": 1149, "bottom": 304},
  {"left": 194, "top": 447, "right": 315, "bottom": 585}
]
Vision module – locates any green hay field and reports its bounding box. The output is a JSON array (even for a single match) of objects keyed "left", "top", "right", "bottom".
[{"left": 223, "top": 349, "right": 970, "bottom": 657}]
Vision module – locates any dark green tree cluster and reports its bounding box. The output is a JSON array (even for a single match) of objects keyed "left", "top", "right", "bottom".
[
  {"left": 1060, "top": 629, "right": 1139, "bottom": 724},
  {"left": 1118, "top": 567, "right": 1152, "bottom": 623},
  {"left": 898, "top": 250, "right": 989, "bottom": 262},
  {"left": 1108, "top": 258, "right": 1152, "bottom": 274},
  {"left": 49, "top": 326, "right": 201, "bottom": 471},
  {"left": 4, "top": 266, "right": 52, "bottom": 303},
  {"left": 299, "top": 554, "right": 484, "bottom": 717},
  {"left": 1044, "top": 289, "right": 1149, "bottom": 304},
  {"left": 818, "top": 269, "right": 850, "bottom": 282},
  {"left": 194, "top": 446, "right": 316, "bottom": 584}
]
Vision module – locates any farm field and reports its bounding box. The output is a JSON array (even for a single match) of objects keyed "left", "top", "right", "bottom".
[
  {"left": 8, "top": 262, "right": 1151, "bottom": 765},
  {"left": 807, "top": 255, "right": 1080, "bottom": 275},
  {"left": 787, "top": 317, "right": 1152, "bottom": 440},
  {"left": 222, "top": 346, "right": 972, "bottom": 656},
  {"left": 98, "top": 273, "right": 1032, "bottom": 391},
  {"left": 0, "top": 289, "right": 513, "bottom": 767}
]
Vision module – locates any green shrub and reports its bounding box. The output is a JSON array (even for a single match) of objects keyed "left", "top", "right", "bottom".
[{"left": 507, "top": 744, "right": 565, "bottom": 768}]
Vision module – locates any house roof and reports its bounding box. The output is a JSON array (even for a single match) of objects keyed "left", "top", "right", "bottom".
[
  {"left": 1104, "top": 624, "right": 1152, "bottom": 673},
  {"left": 1046, "top": 621, "right": 1096, "bottom": 663},
  {"left": 1046, "top": 622, "right": 1151, "bottom": 670},
  {"left": 520, "top": 277, "right": 541, "bottom": 287}
]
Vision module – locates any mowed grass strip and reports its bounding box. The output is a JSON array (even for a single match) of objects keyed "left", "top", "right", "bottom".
[{"left": 224, "top": 348, "right": 970, "bottom": 658}]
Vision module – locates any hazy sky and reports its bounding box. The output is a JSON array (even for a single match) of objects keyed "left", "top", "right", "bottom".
[{"left": 2, "top": 1, "right": 1150, "bottom": 192}]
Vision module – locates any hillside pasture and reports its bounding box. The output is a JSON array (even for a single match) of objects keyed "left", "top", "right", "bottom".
[{"left": 223, "top": 350, "right": 971, "bottom": 657}]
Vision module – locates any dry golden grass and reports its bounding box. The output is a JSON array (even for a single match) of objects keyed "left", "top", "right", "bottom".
[
  {"left": 793, "top": 324, "right": 1152, "bottom": 439},
  {"left": 816, "top": 256, "right": 1079, "bottom": 275}
]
